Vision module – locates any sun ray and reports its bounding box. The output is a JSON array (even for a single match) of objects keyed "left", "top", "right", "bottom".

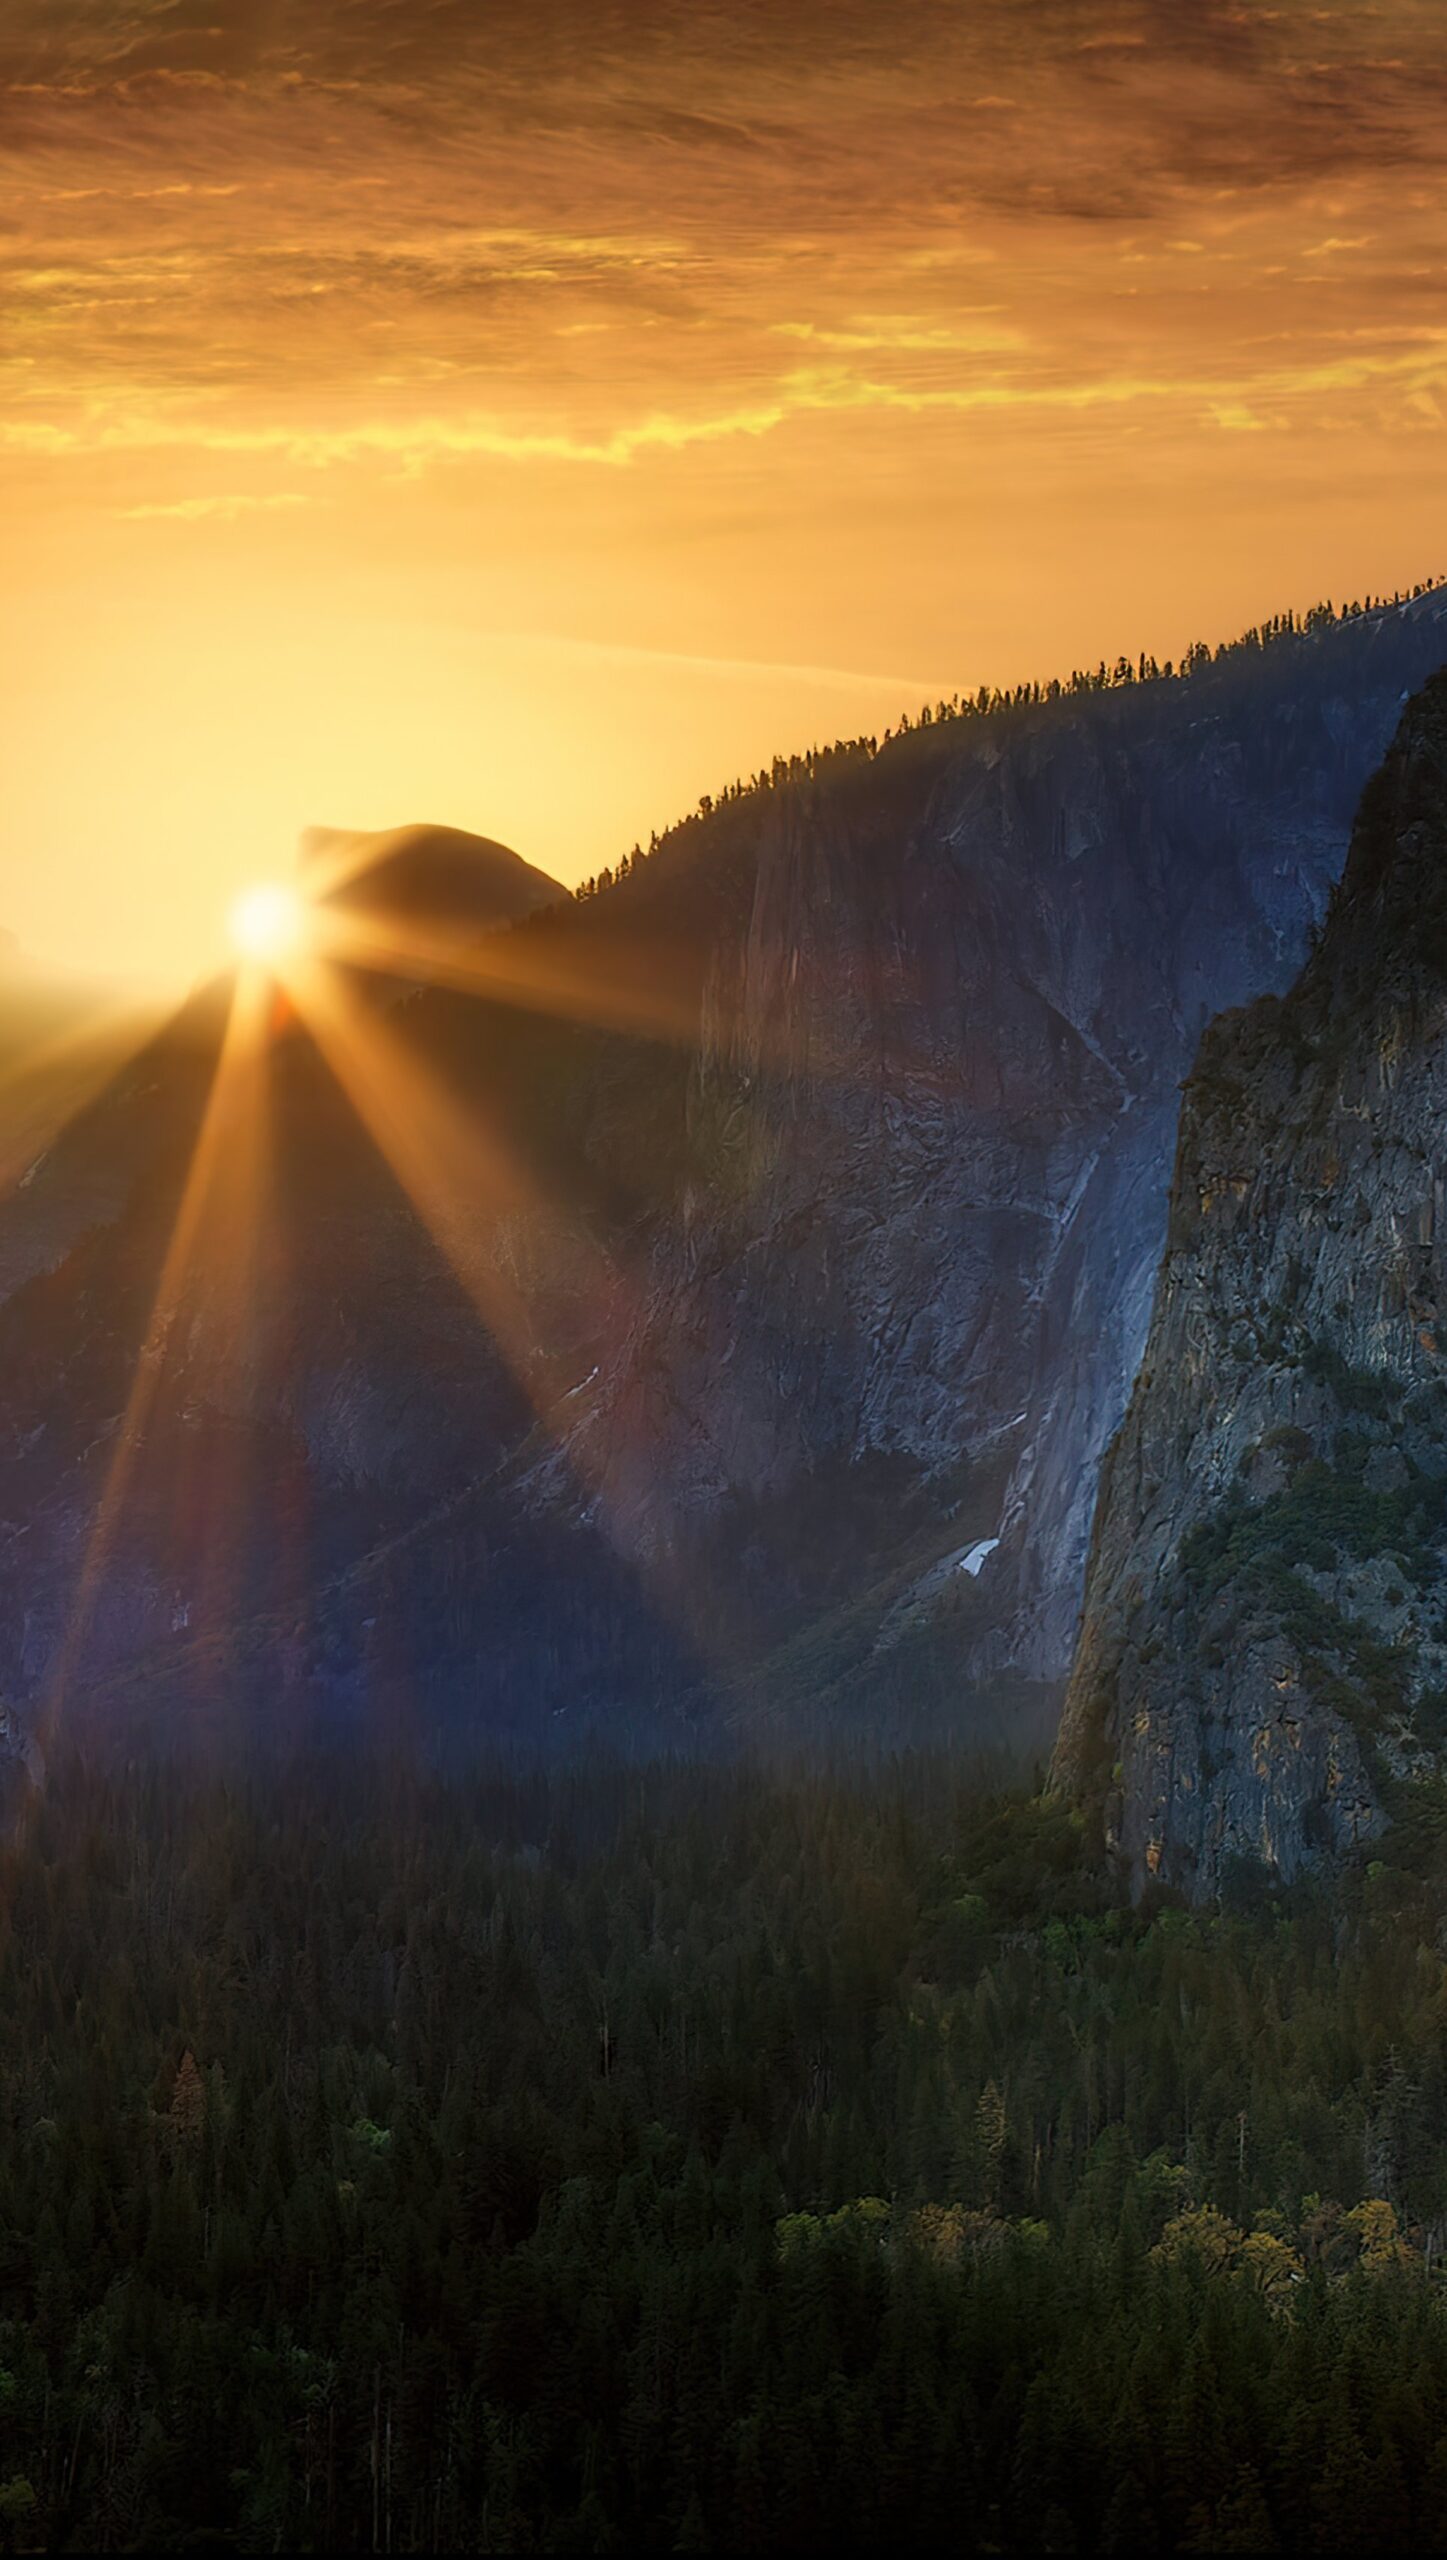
[
  {"left": 36, "top": 888, "right": 797, "bottom": 1768},
  {"left": 307, "top": 885, "right": 926, "bottom": 1094},
  {"left": 316, "top": 903, "right": 711, "bottom": 1053},
  {"left": 0, "top": 991, "right": 166, "bottom": 1191},
  {"left": 274, "top": 946, "right": 769, "bottom": 1698},
  {"left": 0, "top": 990, "right": 160, "bottom": 1107},
  {"left": 277, "top": 948, "right": 606, "bottom": 1394},
  {"left": 163, "top": 983, "right": 280, "bottom": 1664},
  {"left": 40, "top": 965, "right": 275, "bottom": 1749}
]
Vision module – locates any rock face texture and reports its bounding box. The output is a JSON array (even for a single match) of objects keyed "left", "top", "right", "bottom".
[
  {"left": 556, "top": 594, "right": 1447, "bottom": 1720},
  {"left": 1, "top": 596, "right": 1446, "bottom": 1756},
  {"left": 1054, "top": 670, "right": 1447, "bottom": 1900}
]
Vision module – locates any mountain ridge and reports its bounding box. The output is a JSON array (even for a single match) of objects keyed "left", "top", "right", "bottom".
[
  {"left": 4, "top": 591, "right": 1447, "bottom": 1759},
  {"left": 1053, "top": 667, "right": 1447, "bottom": 1897}
]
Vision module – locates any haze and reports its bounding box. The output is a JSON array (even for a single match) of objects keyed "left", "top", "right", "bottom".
[{"left": 4, "top": 0, "right": 1447, "bottom": 980}]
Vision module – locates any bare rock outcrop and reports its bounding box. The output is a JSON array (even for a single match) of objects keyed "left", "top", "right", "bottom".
[{"left": 1054, "top": 669, "right": 1447, "bottom": 1896}]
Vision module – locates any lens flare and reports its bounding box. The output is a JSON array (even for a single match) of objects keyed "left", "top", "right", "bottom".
[{"left": 228, "top": 881, "right": 308, "bottom": 966}]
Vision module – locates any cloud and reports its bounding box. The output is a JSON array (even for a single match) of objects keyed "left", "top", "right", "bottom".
[
  {"left": 1, "top": 0, "right": 1445, "bottom": 507},
  {"left": 7, "top": 319, "right": 1444, "bottom": 496},
  {"left": 116, "top": 490, "right": 310, "bottom": 519},
  {"left": 771, "top": 316, "right": 1026, "bottom": 355},
  {"left": 479, "top": 628, "right": 950, "bottom": 698}
]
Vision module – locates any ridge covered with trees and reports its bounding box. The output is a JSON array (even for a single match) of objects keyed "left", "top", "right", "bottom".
[{"left": 534, "top": 577, "right": 1447, "bottom": 913}]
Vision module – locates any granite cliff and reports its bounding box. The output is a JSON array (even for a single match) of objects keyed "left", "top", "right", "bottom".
[
  {"left": 2, "top": 595, "right": 1447, "bottom": 1756},
  {"left": 1054, "top": 668, "right": 1447, "bottom": 1898}
]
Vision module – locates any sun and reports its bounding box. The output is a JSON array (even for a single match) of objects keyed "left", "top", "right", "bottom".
[{"left": 227, "top": 880, "right": 309, "bottom": 968}]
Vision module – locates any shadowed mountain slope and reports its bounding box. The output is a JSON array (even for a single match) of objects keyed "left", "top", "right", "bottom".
[
  {"left": 2, "top": 592, "right": 1447, "bottom": 1763},
  {"left": 1054, "top": 669, "right": 1447, "bottom": 1899},
  {"left": 302, "top": 822, "right": 565, "bottom": 941},
  {"left": 0, "top": 943, "right": 165, "bottom": 1210}
]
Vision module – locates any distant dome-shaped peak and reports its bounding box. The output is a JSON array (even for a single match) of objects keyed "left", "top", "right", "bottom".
[{"left": 299, "top": 822, "right": 566, "bottom": 943}]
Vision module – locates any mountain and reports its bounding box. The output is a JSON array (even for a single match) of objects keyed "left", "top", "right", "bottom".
[
  {"left": 301, "top": 822, "right": 565, "bottom": 942},
  {"left": 1053, "top": 668, "right": 1447, "bottom": 1899},
  {"left": 0, "top": 939, "right": 166, "bottom": 1204},
  {"left": 2, "top": 593, "right": 1447, "bottom": 1763},
  {"left": 547, "top": 592, "right": 1447, "bottom": 1727}
]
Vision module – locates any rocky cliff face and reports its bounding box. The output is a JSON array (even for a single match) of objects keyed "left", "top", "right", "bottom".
[
  {"left": 1054, "top": 669, "right": 1447, "bottom": 1899},
  {"left": 562, "top": 593, "right": 1447, "bottom": 1717},
  {"left": 2, "top": 596, "right": 1447, "bottom": 1757}
]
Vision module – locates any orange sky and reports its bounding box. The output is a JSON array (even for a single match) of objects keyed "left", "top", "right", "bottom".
[{"left": 4, "top": 0, "right": 1447, "bottom": 981}]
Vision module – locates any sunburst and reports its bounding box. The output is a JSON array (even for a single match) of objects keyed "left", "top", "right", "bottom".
[{"left": 42, "top": 861, "right": 778, "bottom": 1752}]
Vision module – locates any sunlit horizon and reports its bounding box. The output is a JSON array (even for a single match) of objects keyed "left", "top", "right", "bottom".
[
  {"left": 36, "top": 827, "right": 784, "bottom": 1740},
  {"left": 8, "top": 560, "right": 1446, "bottom": 995},
  {"left": 6, "top": 0, "right": 1447, "bottom": 979}
]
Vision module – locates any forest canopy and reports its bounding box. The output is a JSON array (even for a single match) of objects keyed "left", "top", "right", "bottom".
[{"left": 1, "top": 1748, "right": 1447, "bottom": 2549}]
